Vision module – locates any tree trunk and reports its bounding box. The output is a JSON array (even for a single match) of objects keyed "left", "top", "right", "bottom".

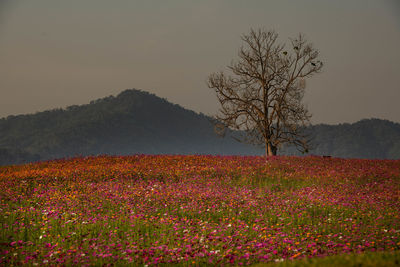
[{"left": 266, "top": 142, "right": 277, "bottom": 157}]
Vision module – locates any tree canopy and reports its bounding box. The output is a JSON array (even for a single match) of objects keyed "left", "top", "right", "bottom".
[{"left": 208, "top": 28, "right": 323, "bottom": 156}]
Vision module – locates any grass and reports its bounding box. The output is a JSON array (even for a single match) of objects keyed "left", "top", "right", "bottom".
[
  {"left": 0, "top": 155, "right": 399, "bottom": 265},
  {"left": 258, "top": 250, "right": 400, "bottom": 267}
]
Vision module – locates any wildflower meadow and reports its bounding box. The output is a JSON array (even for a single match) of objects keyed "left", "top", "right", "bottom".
[{"left": 1, "top": 155, "right": 399, "bottom": 266}]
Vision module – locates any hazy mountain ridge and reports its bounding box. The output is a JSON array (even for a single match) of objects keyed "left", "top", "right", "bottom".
[
  {"left": 282, "top": 119, "right": 400, "bottom": 159},
  {"left": 310, "top": 119, "right": 400, "bottom": 159},
  {"left": 0, "top": 89, "right": 399, "bottom": 165},
  {"left": 0, "top": 147, "right": 40, "bottom": 166},
  {"left": 0, "top": 89, "right": 262, "bottom": 165}
]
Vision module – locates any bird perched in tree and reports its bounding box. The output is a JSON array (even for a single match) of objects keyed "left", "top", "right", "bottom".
[{"left": 283, "top": 51, "right": 288, "bottom": 55}]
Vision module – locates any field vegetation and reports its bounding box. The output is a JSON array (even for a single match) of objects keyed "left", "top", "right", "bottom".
[{"left": 1, "top": 155, "right": 399, "bottom": 265}]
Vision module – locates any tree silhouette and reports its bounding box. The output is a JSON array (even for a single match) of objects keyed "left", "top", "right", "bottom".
[{"left": 207, "top": 29, "right": 323, "bottom": 156}]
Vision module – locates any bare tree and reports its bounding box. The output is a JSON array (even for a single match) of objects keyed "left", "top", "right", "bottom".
[{"left": 207, "top": 29, "right": 323, "bottom": 156}]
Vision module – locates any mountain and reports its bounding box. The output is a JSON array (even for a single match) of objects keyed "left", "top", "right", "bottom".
[
  {"left": 310, "top": 119, "right": 400, "bottom": 159},
  {"left": 0, "top": 89, "right": 399, "bottom": 165},
  {"left": 0, "top": 147, "right": 41, "bottom": 166},
  {"left": 282, "top": 119, "right": 400, "bottom": 159},
  {"left": 0, "top": 89, "right": 262, "bottom": 165}
]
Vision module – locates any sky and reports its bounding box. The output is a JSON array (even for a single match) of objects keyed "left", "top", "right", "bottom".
[{"left": 0, "top": 0, "right": 399, "bottom": 124}]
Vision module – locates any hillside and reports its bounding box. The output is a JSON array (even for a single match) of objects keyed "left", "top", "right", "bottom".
[
  {"left": 0, "top": 89, "right": 399, "bottom": 165},
  {"left": 0, "top": 89, "right": 262, "bottom": 165},
  {"left": 309, "top": 119, "right": 400, "bottom": 159},
  {"left": 282, "top": 119, "right": 400, "bottom": 159}
]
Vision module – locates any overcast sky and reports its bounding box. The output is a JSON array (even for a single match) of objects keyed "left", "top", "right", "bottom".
[{"left": 1, "top": 0, "right": 399, "bottom": 124}]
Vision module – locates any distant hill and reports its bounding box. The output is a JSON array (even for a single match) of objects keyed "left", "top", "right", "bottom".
[
  {"left": 0, "top": 89, "right": 262, "bottom": 165},
  {"left": 0, "top": 89, "right": 399, "bottom": 165},
  {"left": 282, "top": 119, "right": 400, "bottom": 159},
  {"left": 310, "top": 119, "right": 400, "bottom": 159},
  {"left": 0, "top": 147, "right": 40, "bottom": 166}
]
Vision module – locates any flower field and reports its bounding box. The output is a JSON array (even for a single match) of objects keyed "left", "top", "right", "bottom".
[{"left": 1, "top": 155, "right": 400, "bottom": 266}]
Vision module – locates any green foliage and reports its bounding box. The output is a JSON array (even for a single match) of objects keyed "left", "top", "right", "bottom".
[{"left": 256, "top": 250, "right": 400, "bottom": 267}]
